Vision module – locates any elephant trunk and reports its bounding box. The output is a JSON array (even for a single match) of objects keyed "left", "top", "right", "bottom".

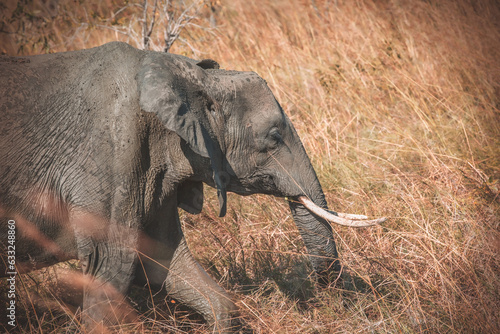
[
  {"left": 282, "top": 138, "right": 385, "bottom": 284},
  {"left": 288, "top": 182, "right": 342, "bottom": 284}
]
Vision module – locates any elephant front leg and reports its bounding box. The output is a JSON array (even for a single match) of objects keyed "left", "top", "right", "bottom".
[
  {"left": 164, "top": 237, "right": 238, "bottom": 333},
  {"left": 76, "top": 225, "right": 139, "bottom": 330}
]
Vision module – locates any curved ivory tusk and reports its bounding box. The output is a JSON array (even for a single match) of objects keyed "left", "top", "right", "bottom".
[
  {"left": 297, "top": 196, "right": 387, "bottom": 227},
  {"left": 336, "top": 212, "right": 369, "bottom": 219}
]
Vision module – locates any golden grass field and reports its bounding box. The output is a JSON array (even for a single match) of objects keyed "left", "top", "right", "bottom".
[{"left": 1, "top": 0, "right": 499, "bottom": 332}]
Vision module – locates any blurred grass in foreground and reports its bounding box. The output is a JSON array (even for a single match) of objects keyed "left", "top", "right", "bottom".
[{"left": 1, "top": 0, "right": 499, "bottom": 332}]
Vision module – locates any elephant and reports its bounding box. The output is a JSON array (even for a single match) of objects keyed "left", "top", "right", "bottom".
[{"left": 0, "top": 42, "right": 385, "bottom": 332}]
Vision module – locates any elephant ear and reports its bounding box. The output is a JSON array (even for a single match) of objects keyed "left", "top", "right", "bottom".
[
  {"left": 138, "top": 54, "right": 227, "bottom": 217},
  {"left": 196, "top": 59, "right": 220, "bottom": 70}
]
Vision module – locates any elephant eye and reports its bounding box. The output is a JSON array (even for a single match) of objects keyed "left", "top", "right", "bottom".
[
  {"left": 270, "top": 128, "right": 281, "bottom": 139},
  {"left": 268, "top": 127, "right": 283, "bottom": 144},
  {"left": 207, "top": 101, "right": 216, "bottom": 116}
]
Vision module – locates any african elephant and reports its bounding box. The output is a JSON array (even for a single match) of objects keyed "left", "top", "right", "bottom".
[{"left": 0, "top": 42, "right": 385, "bottom": 332}]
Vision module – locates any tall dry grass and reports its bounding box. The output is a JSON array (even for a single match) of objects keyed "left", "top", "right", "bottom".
[{"left": 1, "top": 0, "right": 499, "bottom": 332}]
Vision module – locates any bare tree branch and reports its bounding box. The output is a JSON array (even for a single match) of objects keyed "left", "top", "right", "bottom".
[
  {"left": 142, "top": 0, "right": 158, "bottom": 50},
  {"left": 162, "top": 0, "right": 204, "bottom": 53}
]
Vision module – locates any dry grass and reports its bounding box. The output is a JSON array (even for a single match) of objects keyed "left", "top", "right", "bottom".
[{"left": 1, "top": 0, "right": 499, "bottom": 332}]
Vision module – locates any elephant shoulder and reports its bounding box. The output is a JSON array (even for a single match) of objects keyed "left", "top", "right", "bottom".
[{"left": 97, "top": 41, "right": 138, "bottom": 56}]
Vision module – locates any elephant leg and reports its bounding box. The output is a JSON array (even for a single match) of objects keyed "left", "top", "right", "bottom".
[
  {"left": 76, "top": 223, "right": 139, "bottom": 329},
  {"left": 164, "top": 236, "right": 238, "bottom": 332},
  {"left": 134, "top": 194, "right": 238, "bottom": 331}
]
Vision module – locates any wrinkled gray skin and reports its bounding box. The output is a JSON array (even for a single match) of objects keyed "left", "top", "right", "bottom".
[{"left": 0, "top": 42, "right": 339, "bottom": 332}]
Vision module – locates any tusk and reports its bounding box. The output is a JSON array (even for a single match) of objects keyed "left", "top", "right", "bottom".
[
  {"left": 297, "top": 196, "right": 387, "bottom": 227},
  {"left": 336, "top": 212, "right": 368, "bottom": 219}
]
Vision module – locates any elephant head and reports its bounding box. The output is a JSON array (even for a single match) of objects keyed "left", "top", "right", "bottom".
[{"left": 138, "top": 52, "right": 386, "bottom": 282}]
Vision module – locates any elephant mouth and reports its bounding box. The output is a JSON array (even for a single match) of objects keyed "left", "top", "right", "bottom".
[
  {"left": 236, "top": 173, "right": 387, "bottom": 227},
  {"left": 233, "top": 173, "right": 280, "bottom": 196},
  {"left": 290, "top": 196, "right": 387, "bottom": 228}
]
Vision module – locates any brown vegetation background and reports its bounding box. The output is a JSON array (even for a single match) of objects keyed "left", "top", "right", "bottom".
[{"left": 1, "top": 0, "right": 499, "bottom": 332}]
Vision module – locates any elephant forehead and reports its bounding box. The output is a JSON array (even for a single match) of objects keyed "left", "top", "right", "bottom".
[
  {"left": 237, "top": 75, "right": 281, "bottom": 116},
  {"left": 213, "top": 71, "right": 275, "bottom": 103},
  {"left": 249, "top": 104, "right": 284, "bottom": 127},
  {"left": 213, "top": 70, "right": 263, "bottom": 85}
]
